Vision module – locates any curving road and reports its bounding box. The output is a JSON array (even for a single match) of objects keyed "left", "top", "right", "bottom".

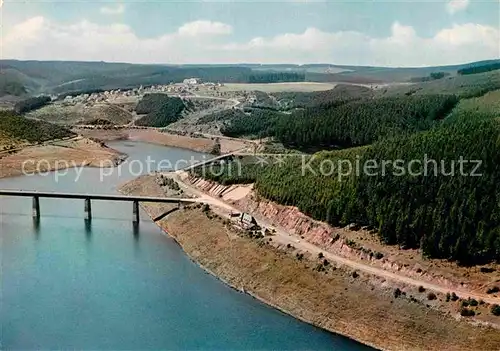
[{"left": 168, "top": 170, "right": 500, "bottom": 306}]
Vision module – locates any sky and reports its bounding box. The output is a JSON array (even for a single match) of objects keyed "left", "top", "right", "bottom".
[{"left": 1, "top": 0, "right": 499, "bottom": 67}]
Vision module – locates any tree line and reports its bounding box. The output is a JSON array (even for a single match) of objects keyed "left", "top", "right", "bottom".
[
  {"left": 218, "top": 95, "right": 459, "bottom": 150},
  {"left": 0, "top": 111, "right": 75, "bottom": 143},
  {"left": 192, "top": 84, "right": 500, "bottom": 264},
  {"left": 0, "top": 80, "right": 26, "bottom": 97},
  {"left": 14, "top": 96, "right": 51, "bottom": 114},
  {"left": 194, "top": 116, "right": 500, "bottom": 264},
  {"left": 272, "top": 84, "right": 371, "bottom": 109},
  {"left": 458, "top": 62, "right": 500, "bottom": 76},
  {"left": 221, "top": 109, "right": 283, "bottom": 138},
  {"left": 135, "top": 93, "right": 187, "bottom": 127},
  {"left": 246, "top": 72, "right": 305, "bottom": 83}
]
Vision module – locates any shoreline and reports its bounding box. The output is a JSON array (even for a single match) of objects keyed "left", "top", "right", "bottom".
[
  {"left": 0, "top": 138, "right": 127, "bottom": 179},
  {"left": 74, "top": 128, "right": 253, "bottom": 154},
  {"left": 120, "top": 175, "right": 500, "bottom": 351},
  {"left": 134, "top": 202, "right": 377, "bottom": 349},
  {"left": 163, "top": 227, "right": 378, "bottom": 350}
]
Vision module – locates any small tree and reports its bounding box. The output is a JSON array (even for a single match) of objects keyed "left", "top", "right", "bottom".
[
  {"left": 394, "top": 288, "right": 402, "bottom": 299},
  {"left": 460, "top": 308, "right": 475, "bottom": 317},
  {"left": 491, "top": 304, "right": 500, "bottom": 316},
  {"left": 487, "top": 286, "right": 500, "bottom": 294}
]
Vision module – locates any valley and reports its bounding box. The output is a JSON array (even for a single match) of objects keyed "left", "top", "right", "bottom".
[{"left": 1, "top": 58, "right": 500, "bottom": 351}]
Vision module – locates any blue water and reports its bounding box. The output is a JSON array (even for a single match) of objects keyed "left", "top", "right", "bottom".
[{"left": 0, "top": 141, "right": 372, "bottom": 350}]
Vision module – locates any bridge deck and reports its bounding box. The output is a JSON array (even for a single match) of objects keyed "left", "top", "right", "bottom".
[{"left": 0, "top": 190, "right": 197, "bottom": 204}]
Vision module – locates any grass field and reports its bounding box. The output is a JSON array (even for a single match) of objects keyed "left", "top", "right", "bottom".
[
  {"left": 221, "top": 82, "right": 336, "bottom": 92},
  {"left": 451, "top": 89, "right": 500, "bottom": 117},
  {"left": 27, "top": 103, "right": 133, "bottom": 125},
  {"left": 381, "top": 70, "right": 500, "bottom": 98}
]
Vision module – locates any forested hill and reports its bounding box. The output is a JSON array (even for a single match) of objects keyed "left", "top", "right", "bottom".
[
  {"left": 274, "top": 95, "right": 459, "bottom": 150},
  {"left": 135, "top": 93, "right": 188, "bottom": 128},
  {"left": 3, "top": 59, "right": 499, "bottom": 96},
  {"left": 0, "top": 80, "right": 27, "bottom": 97},
  {"left": 216, "top": 94, "right": 459, "bottom": 149},
  {"left": 0, "top": 111, "right": 75, "bottom": 145},
  {"left": 272, "top": 84, "right": 372, "bottom": 109},
  {"left": 193, "top": 115, "right": 500, "bottom": 264},
  {"left": 192, "top": 79, "right": 500, "bottom": 264}
]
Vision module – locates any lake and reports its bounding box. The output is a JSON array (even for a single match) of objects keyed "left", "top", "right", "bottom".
[{"left": 0, "top": 141, "right": 372, "bottom": 350}]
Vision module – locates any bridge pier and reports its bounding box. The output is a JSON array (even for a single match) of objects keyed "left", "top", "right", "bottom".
[
  {"left": 84, "top": 198, "right": 92, "bottom": 220},
  {"left": 133, "top": 201, "right": 140, "bottom": 223},
  {"left": 32, "top": 196, "right": 40, "bottom": 218}
]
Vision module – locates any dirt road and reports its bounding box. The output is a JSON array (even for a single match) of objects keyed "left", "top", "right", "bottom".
[{"left": 168, "top": 170, "right": 500, "bottom": 305}]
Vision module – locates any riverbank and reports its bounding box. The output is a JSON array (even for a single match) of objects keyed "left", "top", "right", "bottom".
[
  {"left": 74, "top": 128, "right": 252, "bottom": 154},
  {"left": 120, "top": 174, "right": 500, "bottom": 351},
  {"left": 0, "top": 137, "right": 124, "bottom": 179}
]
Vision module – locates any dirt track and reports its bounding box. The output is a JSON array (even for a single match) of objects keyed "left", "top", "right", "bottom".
[{"left": 170, "top": 171, "right": 500, "bottom": 306}]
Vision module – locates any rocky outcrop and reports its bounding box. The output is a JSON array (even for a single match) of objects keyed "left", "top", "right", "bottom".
[{"left": 184, "top": 176, "right": 498, "bottom": 293}]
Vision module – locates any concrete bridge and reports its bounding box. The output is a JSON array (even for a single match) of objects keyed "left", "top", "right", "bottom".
[
  {"left": 180, "top": 153, "right": 236, "bottom": 172},
  {"left": 0, "top": 190, "right": 198, "bottom": 222}
]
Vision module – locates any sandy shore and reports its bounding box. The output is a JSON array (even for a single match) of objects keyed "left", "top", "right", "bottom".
[
  {"left": 128, "top": 129, "right": 216, "bottom": 153},
  {"left": 120, "top": 174, "right": 500, "bottom": 351},
  {"left": 0, "top": 138, "right": 124, "bottom": 179},
  {"left": 74, "top": 128, "right": 252, "bottom": 154}
]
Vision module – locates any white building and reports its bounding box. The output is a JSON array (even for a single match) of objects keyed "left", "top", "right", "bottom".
[{"left": 183, "top": 78, "right": 202, "bottom": 85}]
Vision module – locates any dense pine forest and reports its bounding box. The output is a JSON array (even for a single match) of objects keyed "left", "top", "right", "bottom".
[
  {"left": 0, "top": 111, "right": 75, "bottom": 143},
  {"left": 0, "top": 80, "right": 26, "bottom": 97},
  {"left": 458, "top": 62, "right": 500, "bottom": 76},
  {"left": 221, "top": 109, "right": 284, "bottom": 138},
  {"left": 219, "top": 94, "right": 459, "bottom": 149},
  {"left": 274, "top": 95, "right": 459, "bottom": 149},
  {"left": 273, "top": 84, "right": 372, "bottom": 109},
  {"left": 14, "top": 96, "right": 51, "bottom": 114},
  {"left": 135, "top": 93, "right": 187, "bottom": 127},
  {"left": 247, "top": 72, "right": 305, "bottom": 83},
  {"left": 192, "top": 87, "right": 500, "bottom": 264}
]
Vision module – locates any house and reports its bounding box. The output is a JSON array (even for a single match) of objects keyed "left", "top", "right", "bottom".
[
  {"left": 183, "top": 78, "right": 202, "bottom": 85},
  {"left": 240, "top": 213, "right": 258, "bottom": 229}
]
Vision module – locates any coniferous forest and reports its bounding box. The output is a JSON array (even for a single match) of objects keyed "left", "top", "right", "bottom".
[
  {"left": 192, "top": 90, "right": 500, "bottom": 264},
  {"left": 135, "top": 93, "right": 187, "bottom": 127}
]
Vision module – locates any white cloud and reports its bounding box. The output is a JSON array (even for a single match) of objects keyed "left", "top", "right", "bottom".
[
  {"left": 177, "top": 20, "right": 232, "bottom": 36},
  {"left": 446, "top": 0, "right": 470, "bottom": 14},
  {"left": 100, "top": 4, "right": 125, "bottom": 15},
  {"left": 2, "top": 17, "right": 499, "bottom": 67}
]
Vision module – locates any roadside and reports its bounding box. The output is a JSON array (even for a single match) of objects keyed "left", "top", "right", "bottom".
[
  {"left": 119, "top": 173, "right": 500, "bottom": 351},
  {"left": 171, "top": 172, "right": 500, "bottom": 304}
]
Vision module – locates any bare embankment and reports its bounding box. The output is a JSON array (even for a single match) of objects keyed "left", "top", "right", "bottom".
[
  {"left": 120, "top": 174, "right": 500, "bottom": 351},
  {"left": 0, "top": 138, "right": 124, "bottom": 179},
  {"left": 75, "top": 128, "right": 252, "bottom": 154}
]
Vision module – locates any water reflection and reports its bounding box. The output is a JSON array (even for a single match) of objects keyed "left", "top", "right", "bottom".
[
  {"left": 84, "top": 218, "right": 92, "bottom": 241},
  {"left": 133, "top": 221, "right": 140, "bottom": 239},
  {"left": 32, "top": 216, "right": 41, "bottom": 238}
]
